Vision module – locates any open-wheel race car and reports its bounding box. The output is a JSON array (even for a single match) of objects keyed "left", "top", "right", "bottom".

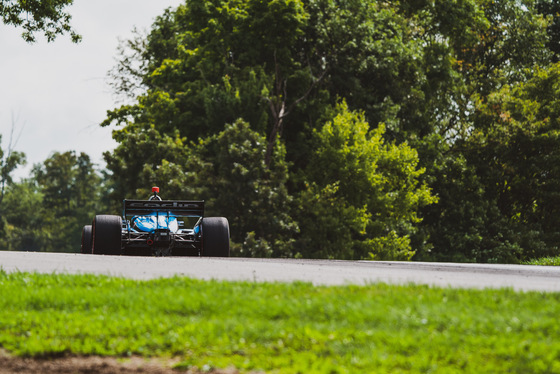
[{"left": 81, "top": 187, "right": 230, "bottom": 257}]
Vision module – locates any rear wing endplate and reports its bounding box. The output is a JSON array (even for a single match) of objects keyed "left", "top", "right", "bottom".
[{"left": 123, "top": 199, "right": 204, "bottom": 217}]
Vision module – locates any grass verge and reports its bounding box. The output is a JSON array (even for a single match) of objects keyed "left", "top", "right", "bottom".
[
  {"left": 0, "top": 270, "right": 559, "bottom": 373},
  {"left": 524, "top": 256, "right": 560, "bottom": 266}
]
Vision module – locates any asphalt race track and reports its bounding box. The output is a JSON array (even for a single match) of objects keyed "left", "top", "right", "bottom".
[{"left": 1, "top": 251, "right": 560, "bottom": 292}]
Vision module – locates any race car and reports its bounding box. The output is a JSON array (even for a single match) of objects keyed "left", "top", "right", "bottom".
[{"left": 81, "top": 187, "right": 230, "bottom": 257}]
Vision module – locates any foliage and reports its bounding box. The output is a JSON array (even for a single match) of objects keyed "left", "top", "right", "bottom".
[
  {"left": 0, "top": 0, "right": 81, "bottom": 42},
  {"left": 107, "top": 28, "right": 149, "bottom": 103},
  {"left": 418, "top": 63, "right": 560, "bottom": 263},
  {"left": 0, "top": 151, "right": 106, "bottom": 252},
  {"left": 102, "top": 0, "right": 449, "bottom": 260},
  {"left": 524, "top": 255, "right": 560, "bottom": 266},
  {"left": 463, "top": 0, "right": 550, "bottom": 93},
  {"left": 188, "top": 120, "right": 298, "bottom": 257},
  {"left": 0, "top": 133, "right": 26, "bottom": 240},
  {"left": 407, "top": 0, "right": 555, "bottom": 262},
  {"left": 102, "top": 0, "right": 436, "bottom": 165},
  {"left": 34, "top": 152, "right": 102, "bottom": 218},
  {"left": 296, "top": 103, "right": 436, "bottom": 260},
  {"left": 106, "top": 119, "right": 297, "bottom": 257},
  {"left": 0, "top": 179, "right": 46, "bottom": 252},
  {"left": 418, "top": 155, "right": 525, "bottom": 263},
  {"left": 2, "top": 272, "right": 560, "bottom": 373},
  {"left": 468, "top": 64, "right": 560, "bottom": 260},
  {"left": 32, "top": 151, "right": 106, "bottom": 252},
  {"left": 0, "top": 134, "right": 25, "bottom": 206},
  {"left": 537, "top": 0, "right": 560, "bottom": 62},
  {"left": 104, "top": 125, "right": 191, "bottom": 207},
  {"left": 2, "top": 0, "right": 559, "bottom": 261}
]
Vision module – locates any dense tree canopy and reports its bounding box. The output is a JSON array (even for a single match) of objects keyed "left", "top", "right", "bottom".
[
  {"left": 537, "top": 0, "right": 560, "bottom": 62},
  {"left": 297, "top": 102, "right": 436, "bottom": 260},
  {"left": 2, "top": 0, "right": 560, "bottom": 262},
  {"left": 100, "top": 0, "right": 558, "bottom": 262},
  {"left": 101, "top": 0, "right": 448, "bottom": 259}
]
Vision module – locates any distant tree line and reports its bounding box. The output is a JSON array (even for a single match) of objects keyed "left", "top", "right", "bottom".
[
  {"left": 2, "top": 0, "right": 560, "bottom": 263},
  {"left": 0, "top": 148, "right": 108, "bottom": 252}
]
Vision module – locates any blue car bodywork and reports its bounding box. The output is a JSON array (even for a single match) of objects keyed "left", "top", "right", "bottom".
[
  {"left": 130, "top": 213, "right": 203, "bottom": 235},
  {"left": 122, "top": 199, "right": 205, "bottom": 256}
]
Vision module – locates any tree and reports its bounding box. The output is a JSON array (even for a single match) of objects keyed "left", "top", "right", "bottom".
[
  {"left": 33, "top": 151, "right": 104, "bottom": 252},
  {"left": 192, "top": 120, "right": 298, "bottom": 257},
  {"left": 0, "top": 131, "right": 25, "bottom": 242},
  {"left": 417, "top": 63, "right": 560, "bottom": 263},
  {"left": 0, "top": 178, "right": 47, "bottom": 252},
  {"left": 102, "top": 0, "right": 557, "bottom": 261},
  {"left": 104, "top": 125, "right": 191, "bottom": 206},
  {"left": 106, "top": 119, "right": 297, "bottom": 257},
  {"left": 295, "top": 102, "right": 437, "bottom": 260},
  {"left": 107, "top": 28, "right": 149, "bottom": 104},
  {"left": 0, "top": 133, "right": 26, "bottom": 207},
  {"left": 468, "top": 64, "right": 560, "bottom": 260},
  {"left": 103, "top": 0, "right": 431, "bottom": 170},
  {"left": 34, "top": 151, "right": 100, "bottom": 215},
  {"left": 537, "top": 0, "right": 560, "bottom": 62},
  {"left": 0, "top": 0, "right": 80, "bottom": 43},
  {"left": 103, "top": 0, "right": 440, "bottom": 259},
  {"left": 1, "top": 151, "right": 106, "bottom": 253},
  {"left": 397, "top": 0, "right": 555, "bottom": 263},
  {"left": 418, "top": 153, "right": 526, "bottom": 263}
]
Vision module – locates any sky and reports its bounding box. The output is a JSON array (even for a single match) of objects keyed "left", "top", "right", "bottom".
[{"left": 0, "top": 0, "right": 184, "bottom": 180}]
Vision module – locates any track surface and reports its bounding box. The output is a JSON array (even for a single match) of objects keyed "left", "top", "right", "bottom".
[{"left": 1, "top": 251, "right": 560, "bottom": 292}]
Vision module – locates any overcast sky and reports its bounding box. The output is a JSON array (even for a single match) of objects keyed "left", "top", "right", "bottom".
[{"left": 0, "top": 0, "right": 184, "bottom": 180}]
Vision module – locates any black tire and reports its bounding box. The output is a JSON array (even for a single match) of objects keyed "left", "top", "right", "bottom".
[
  {"left": 201, "top": 217, "right": 230, "bottom": 257},
  {"left": 92, "top": 215, "right": 122, "bottom": 255},
  {"left": 81, "top": 225, "right": 93, "bottom": 254}
]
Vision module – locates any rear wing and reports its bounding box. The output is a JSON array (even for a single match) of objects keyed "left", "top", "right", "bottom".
[{"left": 123, "top": 199, "right": 204, "bottom": 217}]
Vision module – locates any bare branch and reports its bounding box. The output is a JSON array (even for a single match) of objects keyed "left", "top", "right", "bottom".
[
  {"left": 0, "top": 113, "right": 27, "bottom": 205},
  {"left": 283, "top": 67, "right": 328, "bottom": 119}
]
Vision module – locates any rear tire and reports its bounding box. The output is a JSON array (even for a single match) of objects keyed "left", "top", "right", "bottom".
[
  {"left": 92, "top": 215, "right": 122, "bottom": 255},
  {"left": 201, "top": 217, "right": 230, "bottom": 257},
  {"left": 81, "top": 225, "right": 92, "bottom": 254}
]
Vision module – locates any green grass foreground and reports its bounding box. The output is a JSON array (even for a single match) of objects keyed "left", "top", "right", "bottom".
[{"left": 1, "top": 271, "right": 560, "bottom": 373}]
